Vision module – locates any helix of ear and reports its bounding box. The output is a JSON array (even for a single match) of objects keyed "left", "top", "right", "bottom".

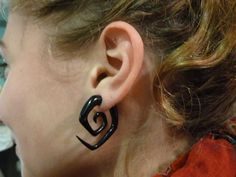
[{"left": 76, "top": 95, "right": 118, "bottom": 150}]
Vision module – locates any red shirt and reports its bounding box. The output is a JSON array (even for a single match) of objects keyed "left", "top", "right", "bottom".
[{"left": 153, "top": 134, "right": 236, "bottom": 177}]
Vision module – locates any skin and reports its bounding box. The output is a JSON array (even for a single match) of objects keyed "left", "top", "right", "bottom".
[{"left": 0, "top": 12, "right": 190, "bottom": 177}]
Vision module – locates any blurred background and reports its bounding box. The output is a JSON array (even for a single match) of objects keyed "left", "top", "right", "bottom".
[{"left": 0, "top": 1, "right": 22, "bottom": 176}]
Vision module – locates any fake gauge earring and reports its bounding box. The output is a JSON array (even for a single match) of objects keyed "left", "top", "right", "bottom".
[{"left": 76, "top": 95, "right": 118, "bottom": 150}]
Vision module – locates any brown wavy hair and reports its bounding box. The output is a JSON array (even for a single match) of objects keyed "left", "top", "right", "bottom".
[{"left": 10, "top": 0, "right": 236, "bottom": 138}]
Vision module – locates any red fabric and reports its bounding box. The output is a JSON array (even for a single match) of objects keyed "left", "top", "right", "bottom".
[{"left": 153, "top": 135, "right": 236, "bottom": 177}]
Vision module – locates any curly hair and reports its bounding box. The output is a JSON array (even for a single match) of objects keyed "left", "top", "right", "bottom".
[{"left": 9, "top": 0, "right": 236, "bottom": 138}]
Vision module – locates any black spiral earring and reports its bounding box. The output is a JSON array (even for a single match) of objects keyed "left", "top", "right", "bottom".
[{"left": 76, "top": 95, "right": 118, "bottom": 150}]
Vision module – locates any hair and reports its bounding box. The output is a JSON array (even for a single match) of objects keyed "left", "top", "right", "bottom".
[{"left": 9, "top": 0, "right": 236, "bottom": 139}]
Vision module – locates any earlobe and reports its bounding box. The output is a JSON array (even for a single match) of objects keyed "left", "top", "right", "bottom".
[{"left": 94, "top": 21, "right": 144, "bottom": 111}]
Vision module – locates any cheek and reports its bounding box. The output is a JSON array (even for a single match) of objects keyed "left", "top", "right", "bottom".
[
  {"left": 1, "top": 69, "right": 48, "bottom": 150},
  {"left": 1, "top": 66, "right": 83, "bottom": 174},
  {"left": 0, "top": 73, "right": 28, "bottom": 127}
]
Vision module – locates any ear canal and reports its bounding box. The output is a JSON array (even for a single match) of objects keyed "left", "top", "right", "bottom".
[
  {"left": 96, "top": 72, "right": 108, "bottom": 86},
  {"left": 92, "top": 68, "right": 110, "bottom": 88}
]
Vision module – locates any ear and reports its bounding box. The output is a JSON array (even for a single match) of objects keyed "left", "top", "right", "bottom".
[{"left": 91, "top": 21, "right": 144, "bottom": 111}]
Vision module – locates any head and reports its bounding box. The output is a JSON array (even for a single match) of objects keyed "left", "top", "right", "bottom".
[{"left": 0, "top": 0, "right": 236, "bottom": 177}]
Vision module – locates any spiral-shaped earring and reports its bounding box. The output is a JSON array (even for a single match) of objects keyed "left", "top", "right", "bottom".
[{"left": 76, "top": 95, "right": 118, "bottom": 150}]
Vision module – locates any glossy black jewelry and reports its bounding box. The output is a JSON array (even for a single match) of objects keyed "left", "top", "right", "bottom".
[{"left": 76, "top": 95, "right": 118, "bottom": 150}]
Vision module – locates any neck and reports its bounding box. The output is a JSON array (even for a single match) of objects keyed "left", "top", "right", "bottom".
[{"left": 113, "top": 107, "right": 191, "bottom": 177}]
